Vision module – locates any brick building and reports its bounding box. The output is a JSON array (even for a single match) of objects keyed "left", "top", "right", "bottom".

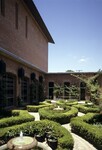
[
  {"left": 0, "top": 0, "right": 54, "bottom": 108},
  {"left": 44, "top": 72, "right": 102, "bottom": 100},
  {"left": 0, "top": 0, "right": 102, "bottom": 108}
]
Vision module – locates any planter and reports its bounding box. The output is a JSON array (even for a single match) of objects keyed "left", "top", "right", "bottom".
[
  {"left": 47, "top": 137, "right": 58, "bottom": 150},
  {"left": 35, "top": 134, "right": 45, "bottom": 142}
]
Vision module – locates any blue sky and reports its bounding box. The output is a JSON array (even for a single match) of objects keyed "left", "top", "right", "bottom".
[{"left": 34, "top": 0, "right": 102, "bottom": 73}]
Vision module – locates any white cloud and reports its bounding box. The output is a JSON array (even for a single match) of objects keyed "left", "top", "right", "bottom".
[{"left": 79, "top": 58, "right": 86, "bottom": 62}]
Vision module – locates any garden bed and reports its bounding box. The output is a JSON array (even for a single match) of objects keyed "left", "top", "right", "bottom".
[
  {"left": 73, "top": 104, "right": 100, "bottom": 113},
  {"left": 0, "top": 110, "right": 34, "bottom": 128},
  {"left": 39, "top": 106, "right": 78, "bottom": 124},
  {"left": 0, "top": 120, "right": 74, "bottom": 150},
  {"left": 71, "top": 113, "right": 102, "bottom": 150}
]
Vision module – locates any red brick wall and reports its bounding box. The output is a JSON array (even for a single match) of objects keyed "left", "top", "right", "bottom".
[
  {"left": 0, "top": 0, "right": 48, "bottom": 72},
  {"left": 44, "top": 73, "right": 100, "bottom": 98}
]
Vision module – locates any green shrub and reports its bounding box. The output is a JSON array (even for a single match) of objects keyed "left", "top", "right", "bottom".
[
  {"left": 56, "top": 99, "right": 78, "bottom": 106},
  {"left": 0, "top": 110, "right": 34, "bottom": 128},
  {"left": 71, "top": 113, "right": 102, "bottom": 150},
  {"left": 74, "top": 104, "right": 100, "bottom": 113},
  {"left": 0, "top": 120, "right": 74, "bottom": 150},
  {"left": 27, "top": 103, "right": 52, "bottom": 112},
  {"left": 39, "top": 106, "right": 78, "bottom": 124}
]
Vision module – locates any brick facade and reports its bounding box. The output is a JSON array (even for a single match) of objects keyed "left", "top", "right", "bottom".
[
  {"left": 0, "top": 0, "right": 53, "bottom": 108},
  {"left": 0, "top": 0, "right": 102, "bottom": 108},
  {"left": 0, "top": 0, "right": 49, "bottom": 72}
]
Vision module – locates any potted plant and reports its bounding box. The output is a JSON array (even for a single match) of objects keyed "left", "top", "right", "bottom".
[
  {"left": 35, "top": 129, "right": 45, "bottom": 142},
  {"left": 47, "top": 134, "right": 58, "bottom": 149},
  {"left": 46, "top": 130, "right": 58, "bottom": 149}
]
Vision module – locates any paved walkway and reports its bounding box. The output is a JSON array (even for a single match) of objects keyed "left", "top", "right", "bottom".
[{"left": 30, "top": 112, "right": 97, "bottom": 150}]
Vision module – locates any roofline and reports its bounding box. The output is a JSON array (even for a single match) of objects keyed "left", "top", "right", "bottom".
[
  {"left": 45, "top": 72, "right": 98, "bottom": 75},
  {"left": 23, "top": 0, "right": 54, "bottom": 44}
]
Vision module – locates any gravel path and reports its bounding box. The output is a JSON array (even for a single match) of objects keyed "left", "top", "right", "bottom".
[{"left": 30, "top": 112, "right": 97, "bottom": 150}]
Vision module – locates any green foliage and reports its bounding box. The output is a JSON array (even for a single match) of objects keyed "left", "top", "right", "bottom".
[
  {"left": 39, "top": 106, "right": 78, "bottom": 124},
  {"left": 38, "top": 82, "right": 44, "bottom": 102},
  {"left": 53, "top": 84, "right": 64, "bottom": 98},
  {"left": 71, "top": 113, "right": 102, "bottom": 150},
  {"left": 71, "top": 73, "right": 102, "bottom": 105},
  {"left": 65, "top": 85, "right": 79, "bottom": 99},
  {"left": 0, "top": 120, "right": 74, "bottom": 150},
  {"left": 74, "top": 104, "right": 100, "bottom": 114},
  {"left": 56, "top": 99, "right": 78, "bottom": 106},
  {"left": 53, "top": 83, "right": 79, "bottom": 100},
  {"left": 0, "top": 110, "right": 34, "bottom": 128},
  {"left": 27, "top": 102, "right": 52, "bottom": 112}
]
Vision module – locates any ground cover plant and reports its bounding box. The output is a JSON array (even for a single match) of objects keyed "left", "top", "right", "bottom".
[
  {"left": 71, "top": 113, "right": 102, "bottom": 150},
  {"left": 0, "top": 120, "right": 74, "bottom": 150}
]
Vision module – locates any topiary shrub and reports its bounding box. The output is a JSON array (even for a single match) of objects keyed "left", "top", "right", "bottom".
[
  {"left": 56, "top": 99, "right": 78, "bottom": 106},
  {"left": 74, "top": 104, "right": 100, "bottom": 113},
  {"left": 0, "top": 120, "right": 74, "bottom": 150},
  {"left": 39, "top": 106, "right": 78, "bottom": 124},
  {"left": 71, "top": 113, "right": 102, "bottom": 150},
  {"left": 27, "top": 102, "right": 52, "bottom": 112},
  {"left": 0, "top": 110, "right": 34, "bottom": 128}
]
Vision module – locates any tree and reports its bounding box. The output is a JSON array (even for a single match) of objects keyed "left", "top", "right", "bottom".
[
  {"left": 65, "top": 85, "right": 79, "bottom": 99},
  {"left": 66, "top": 70, "right": 75, "bottom": 73},
  {"left": 53, "top": 84, "right": 64, "bottom": 99},
  {"left": 71, "top": 73, "right": 102, "bottom": 105}
]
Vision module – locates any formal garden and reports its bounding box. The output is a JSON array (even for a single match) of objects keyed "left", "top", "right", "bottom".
[{"left": 0, "top": 74, "right": 102, "bottom": 150}]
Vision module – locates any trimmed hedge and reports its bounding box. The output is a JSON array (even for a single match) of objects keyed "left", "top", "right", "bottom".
[
  {"left": 56, "top": 99, "right": 78, "bottom": 106},
  {"left": 71, "top": 113, "right": 102, "bottom": 150},
  {"left": 0, "top": 110, "right": 34, "bottom": 128},
  {"left": 27, "top": 102, "right": 52, "bottom": 112},
  {"left": 0, "top": 120, "right": 74, "bottom": 150},
  {"left": 74, "top": 104, "right": 100, "bottom": 113},
  {"left": 39, "top": 106, "right": 78, "bottom": 124}
]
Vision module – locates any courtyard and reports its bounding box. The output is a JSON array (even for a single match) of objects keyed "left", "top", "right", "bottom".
[{"left": 0, "top": 99, "right": 102, "bottom": 150}]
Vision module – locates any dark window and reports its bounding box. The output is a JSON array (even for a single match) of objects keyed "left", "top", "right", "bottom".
[
  {"left": 25, "top": 16, "right": 28, "bottom": 38},
  {"left": 80, "top": 82, "right": 86, "bottom": 100},
  {"left": 15, "top": 2, "right": 18, "bottom": 29},
  {"left": 49, "top": 82, "right": 54, "bottom": 99},
  {"left": 49, "top": 82, "right": 54, "bottom": 87},
  {"left": 0, "top": 74, "right": 16, "bottom": 107},
  {"left": 21, "top": 78, "right": 29, "bottom": 103},
  {"left": 0, "top": 0, "right": 5, "bottom": 16}
]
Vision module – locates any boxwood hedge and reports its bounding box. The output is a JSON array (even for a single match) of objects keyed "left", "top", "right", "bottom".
[
  {"left": 39, "top": 106, "right": 78, "bottom": 124},
  {"left": 56, "top": 100, "right": 78, "bottom": 106},
  {"left": 74, "top": 104, "right": 100, "bottom": 113},
  {"left": 0, "top": 120, "right": 74, "bottom": 150},
  {"left": 27, "top": 102, "right": 52, "bottom": 112},
  {"left": 71, "top": 113, "right": 102, "bottom": 150},
  {"left": 0, "top": 110, "right": 34, "bottom": 128}
]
